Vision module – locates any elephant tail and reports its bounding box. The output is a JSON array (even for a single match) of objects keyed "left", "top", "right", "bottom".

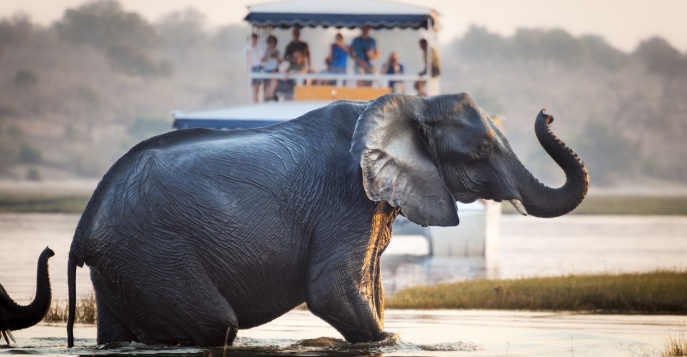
[{"left": 67, "top": 253, "right": 76, "bottom": 348}]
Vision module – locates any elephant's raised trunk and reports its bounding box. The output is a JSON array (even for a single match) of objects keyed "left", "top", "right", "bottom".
[
  {"left": 517, "top": 110, "right": 589, "bottom": 217},
  {"left": 1, "top": 247, "right": 54, "bottom": 332}
]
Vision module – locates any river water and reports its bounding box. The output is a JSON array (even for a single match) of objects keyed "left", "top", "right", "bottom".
[{"left": 1, "top": 213, "right": 686, "bottom": 356}]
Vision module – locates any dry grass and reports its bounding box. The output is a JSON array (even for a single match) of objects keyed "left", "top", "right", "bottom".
[
  {"left": 661, "top": 329, "right": 687, "bottom": 357},
  {"left": 386, "top": 271, "right": 687, "bottom": 313},
  {"left": 44, "top": 291, "right": 97, "bottom": 324}
]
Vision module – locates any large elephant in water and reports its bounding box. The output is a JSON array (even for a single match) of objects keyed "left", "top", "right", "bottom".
[
  {"left": 1, "top": 247, "right": 54, "bottom": 345},
  {"left": 67, "top": 93, "right": 588, "bottom": 347}
]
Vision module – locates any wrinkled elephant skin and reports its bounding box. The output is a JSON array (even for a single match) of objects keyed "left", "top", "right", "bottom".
[{"left": 67, "top": 93, "right": 588, "bottom": 347}]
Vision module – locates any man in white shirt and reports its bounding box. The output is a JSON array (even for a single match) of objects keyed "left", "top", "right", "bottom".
[{"left": 244, "top": 33, "right": 263, "bottom": 103}]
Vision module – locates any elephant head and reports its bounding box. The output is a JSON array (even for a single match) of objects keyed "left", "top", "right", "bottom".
[
  {"left": 351, "top": 93, "right": 589, "bottom": 226},
  {"left": 0, "top": 246, "right": 54, "bottom": 344}
]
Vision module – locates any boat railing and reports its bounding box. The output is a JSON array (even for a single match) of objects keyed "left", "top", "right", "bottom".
[{"left": 249, "top": 72, "right": 436, "bottom": 88}]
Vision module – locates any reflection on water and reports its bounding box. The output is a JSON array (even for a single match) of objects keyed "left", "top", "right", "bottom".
[
  {"left": 386, "top": 215, "right": 687, "bottom": 293},
  {"left": 2, "top": 310, "right": 684, "bottom": 357},
  {"left": 382, "top": 254, "right": 489, "bottom": 294}
]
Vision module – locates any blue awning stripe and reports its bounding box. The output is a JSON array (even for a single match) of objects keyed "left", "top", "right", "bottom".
[{"left": 244, "top": 13, "right": 432, "bottom": 29}]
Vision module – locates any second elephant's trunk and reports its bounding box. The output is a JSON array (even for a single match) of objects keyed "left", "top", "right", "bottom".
[{"left": 1, "top": 247, "right": 54, "bottom": 332}]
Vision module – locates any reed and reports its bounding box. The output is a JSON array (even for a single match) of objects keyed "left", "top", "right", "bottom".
[
  {"left": 386, "top": 271, "right": 687, "bottom": 313},
  {"left": 661, "top": 329, "right": 687, "bottom": 357},
  {"left": 44, "top": 291, "right": 97, "bottom": 324}
]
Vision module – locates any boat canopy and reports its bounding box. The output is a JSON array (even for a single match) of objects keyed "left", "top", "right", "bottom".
[{"left": 244, "top": 0, "right": 439, "bottom": 30}]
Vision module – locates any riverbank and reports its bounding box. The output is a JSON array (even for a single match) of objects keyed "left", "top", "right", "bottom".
[{"left": 386, "top": 270, "right": 687, "bottom": 313}]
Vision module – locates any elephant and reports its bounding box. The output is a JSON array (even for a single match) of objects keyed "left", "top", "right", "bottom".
[
  {"left": 67, "top": 93, "right": 588, "bottom": 347},
  {"left": 1, "top": 246, "right": 54, "bottom": 345}
]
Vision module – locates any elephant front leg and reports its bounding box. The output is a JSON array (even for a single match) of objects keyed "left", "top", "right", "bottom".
[
  {"left": 306, "top": 202, "right": 397, "bottom": 343},
  {"left": 306, "top": 259, "right": 387, "bottom": 343}
]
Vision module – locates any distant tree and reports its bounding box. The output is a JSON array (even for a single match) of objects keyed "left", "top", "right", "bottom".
[
  {"left": 105, "top": 44, "right": 172, "bottom": 78},
  {"left": 126, "top": 116, "right": 170, "bottom": 140},
  {"left": 19, "top": 141, "right": 42, "bottom": 164},
  {"left": 0, "top": 13, "right": 33, "bottom": 47},
  {"left": 453, "top": 26, "right": 631, "bottom": 70},
  {"left": 213, "top": 24, "right": 250, "bottom": 51},
  {"left": 579, "top": 35, "right": 629, "bottom": 70},
  {"left": 510, "top": 28, "right": 586, "bottom": 66},
  {"left": 55, "top": 0, "right": 159, "bottom": 51},
  {"left": 634, "top": 37, "right": 687, "bottom": 93},
  {"left": 574, "top": 119, "right": 641, "bottom": 186},
  {"left": 452, "top": 25, "right": 505, "bottom": 60},
  {"left": 471, "top": 87, "right": 504, "bottom": 115},
  {"left": 13, "top": 69, "right": 38, "bottom": 88},
  {"left": 156, "top": 8, "right": 206, "bottom": 63}
]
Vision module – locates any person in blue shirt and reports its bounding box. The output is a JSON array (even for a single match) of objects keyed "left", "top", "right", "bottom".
[
  {"left": 329, "top": 33, "right": 348, "bottom": 74},
  {"left": 381, "top": 51, "right": 404, "bottom": 93},
  {"left": 349, "top": 26, "right": 379, "bottom": 86}
]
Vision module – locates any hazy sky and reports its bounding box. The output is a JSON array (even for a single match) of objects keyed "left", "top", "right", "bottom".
[{"left": 3, "top": 0, "right": 687, "bottom": 52}]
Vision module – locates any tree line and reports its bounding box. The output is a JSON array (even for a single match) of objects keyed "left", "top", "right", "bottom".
[{"left": 1, "top": 1, "right": 686, "bottom": 187}]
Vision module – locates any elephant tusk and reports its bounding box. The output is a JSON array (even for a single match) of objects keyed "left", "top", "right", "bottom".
[
  {"left": 2, "top": 329, "right": 14, "bottom": 345},
  {"left": 510, "top": 199, "right": 528, "bottom": 216}
]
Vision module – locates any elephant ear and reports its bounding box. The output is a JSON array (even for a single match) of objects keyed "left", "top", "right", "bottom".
[{"left": 351, "top": 93, "right": 459, "bottom": 227}]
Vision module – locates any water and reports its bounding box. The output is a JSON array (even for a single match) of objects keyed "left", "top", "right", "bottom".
[{"left": 1, "top": 213, "right": 686, "bottom": 356}]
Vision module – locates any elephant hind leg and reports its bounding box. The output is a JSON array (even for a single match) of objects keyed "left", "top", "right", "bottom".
[
  {"left": 92, "top": 274, "right": 138, "bottom": 344},
  {"left": 92, "top": 269, "right": 239, "bottom": 347},
  {"left": 185, "top": 300, "right": 239, "bottom": 347},
  {"left": 144, "top": 284, "right": 239, "bottom": 347}
]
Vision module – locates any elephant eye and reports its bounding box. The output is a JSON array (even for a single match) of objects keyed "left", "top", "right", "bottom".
[{"left": 475, "top": 140, "right": 491, "bottom": 159}]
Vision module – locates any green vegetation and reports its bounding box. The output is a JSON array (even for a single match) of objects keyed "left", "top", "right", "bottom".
[
  {"left": 502, "top": 196, "right": 687, "bottom": 215},
  {"left": 386, "top": 271, "right": 687, "bottom": 313},
  {"left": 574, "top": 196, "right": 687, "bottom": 215},
  {"left": 0, "top": 193, "right": 89, "bottom": 213}
]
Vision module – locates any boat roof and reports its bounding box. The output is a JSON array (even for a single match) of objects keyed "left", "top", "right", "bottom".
[
  {"left": 172, "top": 101, "right": 331, "bottom": 121},
  {"left": 244, "top": 0, "right": 439, "bottom": 30}
]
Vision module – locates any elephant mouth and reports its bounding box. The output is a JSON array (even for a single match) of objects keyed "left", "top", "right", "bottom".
[{"left": 455, "top": 193, "right": 528, "bottom": 216}]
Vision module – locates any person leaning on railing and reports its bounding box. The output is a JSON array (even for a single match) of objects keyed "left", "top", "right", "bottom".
[
  {"left": 414, "top": 38, "right": 441, "bottom": 97},
  {"left": 381, "top": 51, "right": 405, "bottom": 93}
]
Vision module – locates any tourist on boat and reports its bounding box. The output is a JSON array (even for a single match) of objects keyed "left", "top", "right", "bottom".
[
  {"left": 329, "top": 33, "right": 348, "bottom": 75},
  {"left": 349, "top": 25, "right": 379, "bottom": 86},
  {"left": 243, "top": 33, "right": 263, "bottom": 103},
  {"left": 284, "top": 27, "right": 311, "bottom": 72},
  {"left": 274, "top": 50, "right": 307, "bottom": 100},
  {"left": 381, "top": 51, "right": 405, "bottom": 93},
  {"left": 414, "top": 38, "right": 441, "bottom": 97},
  {"left": 262, "top": 35, "right": 280, "bottom": 102},
  {"left": 314, "top": 56, "right": 336, "bottom": 86}
]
